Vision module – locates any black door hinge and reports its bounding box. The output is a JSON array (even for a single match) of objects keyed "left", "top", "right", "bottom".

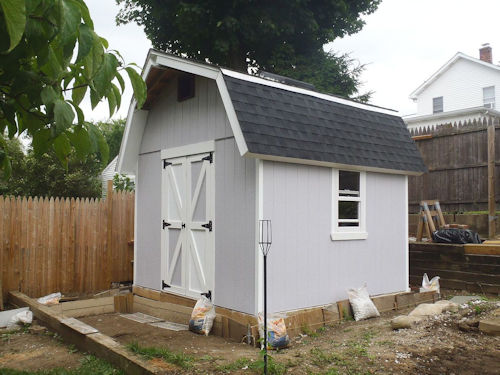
[
  {"left": 163, "top": 160, "right": 172, "bottom": 169},
  {"left": 162, "top": 220, "right": 171, "bottom": 229},
  {"left": 201, "top": 220, "right": 212, "bottom": 231},
  {"left": 201, "top": 290, "right": 212, "bottom": 300},
  {"left": 201, "top": 152, "right": 213, "bottom": 164},
  {"left": 162, "top": 280, "right": 170, "bottom": 289}
]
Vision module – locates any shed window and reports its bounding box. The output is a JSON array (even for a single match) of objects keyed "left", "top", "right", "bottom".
[
  {"left": 331, "top": 169, "right": 367, "bottom": 240},
  {"left": 432, "top": 96, "right": 443, "bottom": 114},
  {"left": 483, "top": 86, "right": 495, "bottom": 109}
]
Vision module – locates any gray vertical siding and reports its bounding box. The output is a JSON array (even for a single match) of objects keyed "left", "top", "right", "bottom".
[
  {"left": 262, "top": 161, "right": 407, "bottom": 313},
  {"left": 136, "top": 152, "right": 162, "bottom": 290},
  {"left": 214, "top": 139, "right": 256, "bottom": 314},
  {"left": 135, "top": 76, "right": 255, "bottom": 313}
]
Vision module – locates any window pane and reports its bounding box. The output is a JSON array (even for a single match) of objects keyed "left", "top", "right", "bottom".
[
  {"left": 433, "top": 97, "right": 443, "bottom": 113},
  {"left": 339, "top": 201, "right": 358, "bottom": 219},
  {"left": 339, "top": 171, "right": 359, "bottom": 196},
  {"left": 483, "top": 86, "right": 495, "bottom": 108}
]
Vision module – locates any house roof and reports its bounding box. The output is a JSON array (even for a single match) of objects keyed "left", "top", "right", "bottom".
[
  {"left": 409, "top": 52, "right": 500, "bottom": 99},
  {"left": 404, "top": 106, "right": 500, "bottom": 124},
  {"left": 118, "top": 50, "right": 426, "bottom": 175}
]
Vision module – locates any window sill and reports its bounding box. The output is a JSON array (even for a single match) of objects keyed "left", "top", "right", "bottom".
[{"left": 330, "top": 231, "right": 368, "bottom": 241}]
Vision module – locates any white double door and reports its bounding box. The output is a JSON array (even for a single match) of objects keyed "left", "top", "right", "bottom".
[{"left": 161, "top": 151, "right": 215, "bottom": 300}]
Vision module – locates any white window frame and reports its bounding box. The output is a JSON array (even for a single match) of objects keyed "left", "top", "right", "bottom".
[
  {"left": 483, "top": 86, "right": 495, "bottom": 109},
  {"left": 331, "top": 169, "right": 367, "bottom": 241}
]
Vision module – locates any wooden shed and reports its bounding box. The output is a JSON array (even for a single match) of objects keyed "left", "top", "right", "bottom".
[{"left": 117, "top": 50, "right": 426, "bottom": 316}]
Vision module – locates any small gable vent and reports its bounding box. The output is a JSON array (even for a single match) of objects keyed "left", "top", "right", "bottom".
[
  {"left": 177, "top": 73, "right": 195, "bottom": 102},
  {"left": 257, "top": 71, "right": 315, "bottom": 91}
]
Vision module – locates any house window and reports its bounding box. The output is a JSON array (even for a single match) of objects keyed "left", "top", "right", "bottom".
[
  {"left": 432, "top": 96, "right": 443, "bottom": 113},
  {"left": 483, "top": 86, "right": 495, "bottom": 109},
  {"left": 331, "top": 169, "right": 367, "bottom": 241}
]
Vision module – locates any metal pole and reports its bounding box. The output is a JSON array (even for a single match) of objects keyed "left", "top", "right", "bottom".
[{"left": 263, "top": 253, "right": 268, "bottom": 375}]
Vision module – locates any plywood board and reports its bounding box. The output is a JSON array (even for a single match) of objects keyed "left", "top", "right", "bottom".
[
  {"left": 120, "top": 312, "right": 164, "bottom": 324},
  {"left": 61, "top": 317, "right": 99, "bottom": 335},
  {"left": 149, "top": 321, "right": 188, "bottom": 331}
]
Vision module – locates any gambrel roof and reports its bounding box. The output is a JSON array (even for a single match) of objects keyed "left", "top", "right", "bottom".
[{"left": 118, "top": 50, "right": 426, "bottom": 175}]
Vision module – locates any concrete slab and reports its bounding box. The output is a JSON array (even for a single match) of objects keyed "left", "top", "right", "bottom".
[
  {"left": 149, "top": 321, "right": 188, "bottom": 331},
  {"left": 120, "top": 312, "right": 164, "bottom": 324},
  {"left": 479, "top": 318, "right": 500, "bottom": 336},
  {"left": 449, "top": 296, "right": 482, "bottom": 305}
]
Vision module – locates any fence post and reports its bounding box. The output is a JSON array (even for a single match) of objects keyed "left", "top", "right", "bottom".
[
  {"left": 488, "top": 119, "right": 496, "bottom": 239},
  {"left": 106, "top": 180, "right": 114, "bottom": 288}
]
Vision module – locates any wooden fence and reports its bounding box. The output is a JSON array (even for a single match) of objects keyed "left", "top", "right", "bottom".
[
  {"left": 0, "top": 188, "right": 134, "bottom": 300},
  {"left": 409, "top": 118, "right": 500, "bottom": 213}
]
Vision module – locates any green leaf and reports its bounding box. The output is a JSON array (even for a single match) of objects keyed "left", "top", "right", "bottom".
[
  {"left": 93, "top": 53, "right": 119, "bottom": 97},
  {"left": 73, "top": 0, "right": 93, "bottom": 29},
  {"left": 67, "top": 126, "right": 91, "bottom": 158},
  {"left": 90, "top": 88, "right": 100, "bottom": 109},
  {"left": 40, "top": 45, "right": 62, "bottom": 80},
  {"left": 107, "top": 85, "right": 117, "bottom": 117},
  {"left": 115, "top": 72, "right": 125, "bottom": 93},
  {"left": 68, "top": 100, "right": 84, "bottom": 125},
  {"left": 32, "top": 128, "right": 52, "bottom": 155},
  {"left": 0, "top": 0, "right": 26, "bottom": 52},
  {"left": 76, "top": 23, "right": 93, "bottom": 62},
  {"left": 112, "top": 83, "right": 121, "bottom": 110},
  {"left": 59, "top": 0, "right": 81, "bottom": 47},
  {"left": 125, "top": 66, "right": 147, "bottom": 109},
  {"left": 53, "top": 100, "right": 75, "bottom": 132},
  {"left": 71, "top": 77, "right": 88, "bottom": 106},
  {"left": 41, "top": 86, "right": 58, "bottom": 107},
  {"left": 87, "top": 122, "right": 109, "bottom": 164},
  {"left": 53, "top": 133, "right": 71, "bottom": 167}
]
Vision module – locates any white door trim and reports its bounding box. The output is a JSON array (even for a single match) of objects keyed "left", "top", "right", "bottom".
[{"left": 161, "top": 141, "right": 215, "bottom": 160}]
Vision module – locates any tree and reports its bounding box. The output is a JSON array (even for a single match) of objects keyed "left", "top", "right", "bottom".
[
  {"left": 0, "top": 135, "right": 27, "bottom": 196},
  {"left": 116, "top": 0, "right": 380, "bottom": 97},
  {"left": 113, "top": 173, "right": 134, "bottom": 192},
  {"left": 96, "top": 118, "right": 126, "bottom": 162},
  {"left": 0, "top": 0, "right": 147, "bottom": 178}
]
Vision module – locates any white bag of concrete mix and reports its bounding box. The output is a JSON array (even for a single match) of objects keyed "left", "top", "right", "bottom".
[
  {"left": 420, "top": 273, "right": 440, "bottom": 294},
  {"left": 189, "top": 296, "right": 215, "bottom": 336},
  {"left": 37, "top": 292, "right": 61, "bottom": 306},
  {"left": 6, "top": 310, "right": 33, "bottom": 330},
  {"left": 347, "top": 284, "right": 380, "bottom": 321},
  {"left": 258, "top": 313, "right": 290, "bottom": 349}
]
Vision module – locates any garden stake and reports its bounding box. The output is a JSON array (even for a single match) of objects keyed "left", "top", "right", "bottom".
[{"left": 259, "top": 219, "right": 272, "bottom": 375}]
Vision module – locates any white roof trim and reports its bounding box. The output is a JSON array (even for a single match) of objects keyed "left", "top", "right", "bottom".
[
  {"left": 245, "top": 152, "right": 424, "bottom": 176},
  {"left": 221, "top": 68, "right": 399, "bottom": 116},
  {"left": 409, "top": 52, "right": 500, "bottom": 99},
  {"left": 403, "top": 106, "right": 500, "bottom": 123}
]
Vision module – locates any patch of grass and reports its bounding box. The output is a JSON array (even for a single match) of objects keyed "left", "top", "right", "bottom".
[
  {"left": 0, "top": 355, "right": 123, "bottom": 375},
  {"left": 127, "top": 341, "right": 194, "bottom": 369},
  {"left": 301, "top": 324, "right": 319, "bottom": 337},
  {"left": 346, "top": 341, "right": 368, "bottom": 357},
  {"left": 342, "top": 308, "right": 354, "bottom": 321},
  {"left": 310, "top": 348, "right": 348, "bottom": 367},
  {"left": 376, "top": 340, "right": 395, "bottom": 348},
  {"left": 217, "top": 352, "right": 286, "bottom": 375}
]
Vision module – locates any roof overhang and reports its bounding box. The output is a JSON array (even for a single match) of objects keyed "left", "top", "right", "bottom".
[
  {"left": 403, "top": 106, "right": 500, "bottom": 124},
  {"left": 409, "top": 52, "right": 500, "bottom": 100},
  {"left": 116, "top": 50, "right": 248, "bottom": 174}
]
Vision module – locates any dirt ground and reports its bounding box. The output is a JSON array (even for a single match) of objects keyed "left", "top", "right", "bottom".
[
  {"left": 1, "top": 294, "right": 499, "bottom": 374},
  {"left": 80, "top": 296, "right": 500, "bottom": 375},
  {"left": 0, "top": 323, "right": 85, "bottom": 371}
]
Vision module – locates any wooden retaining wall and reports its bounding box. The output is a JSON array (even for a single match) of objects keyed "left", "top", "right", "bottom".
[
  {"left": 0, "top": 188, "right": 135, "bottom": 300},
  {"left": 409, "top": 242, "right": 500, "bottom": 294}
]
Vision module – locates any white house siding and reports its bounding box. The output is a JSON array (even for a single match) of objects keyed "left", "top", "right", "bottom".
[
  {"left": 416, "top": 58, "right": 500, "bottom": 115},
  {"left": 262, "top": 161, "right": 407, "bottom": 313},
  {"left": 135, "top": 75, "right": 256, "bottom": 313}
]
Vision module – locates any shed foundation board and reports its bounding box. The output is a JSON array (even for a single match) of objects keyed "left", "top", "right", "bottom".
[
  {"left": 61, "top": 318, "right": 99, "bottom": 335},
  {"left": 48, "top": 296, "right": 115, "bottom": 318}
]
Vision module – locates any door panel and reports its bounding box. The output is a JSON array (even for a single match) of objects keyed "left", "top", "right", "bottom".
[{"left": 161, "top": 151, "right": 214, "bottom": 300}]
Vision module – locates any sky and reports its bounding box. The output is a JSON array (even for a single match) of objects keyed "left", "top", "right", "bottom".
[{"left": 84, "top": 0, "right": 500, "bottom": 120}]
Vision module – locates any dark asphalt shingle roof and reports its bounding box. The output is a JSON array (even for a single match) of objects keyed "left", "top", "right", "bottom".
[{"left": 223, "top": 74, "right": 426, "bottom": 173}]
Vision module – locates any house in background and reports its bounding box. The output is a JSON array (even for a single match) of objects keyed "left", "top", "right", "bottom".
[
  {"left": 100, "top": 156, "right": 135, "bottom": 197},
  {"left": 118, "top": 50, "right": 426, "bottom": 317},
  {"left": 404, "top": 44, "right": 500, "bottom": 131}
]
